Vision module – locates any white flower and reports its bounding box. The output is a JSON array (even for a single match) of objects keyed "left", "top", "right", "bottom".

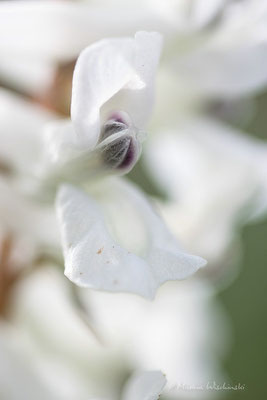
[
  {"left": 45, "top": 30, "right": 161, "bottom": 170},
  {"left": 45, "top": 31, "right": 205, "bottom": 299},
  {"left": 0, "top": 32, "right": 206, "bottom": 299}
]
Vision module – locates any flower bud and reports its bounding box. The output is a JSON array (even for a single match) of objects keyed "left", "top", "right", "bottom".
[{"left": 99, "top": 112, "right": 141, "bottom": 173}]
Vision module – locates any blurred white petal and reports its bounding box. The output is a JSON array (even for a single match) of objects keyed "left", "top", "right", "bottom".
[
  {"left": 0, "top": 323, "right": 58, "bottom": 400},
  {"left": 0, "top": 1, "right": 162, "bottom": 61},
  {"left": 0, "top": 1, "right": 164, "bottom": 95},
  {"left": 56, "top": 178, "right": 205, "bottom": 298},
  {"left": 1, "top": 0, "right": 267, "bottom": 100},
  {"left": 175, "top": 41, "right": 267, "bottom": 98},
  {"left": 0, "top": 177, "right": 59, "bottom": 263},
  {"left": 122, "top": 371, "right": 166, "bottom": 400},
  {"left": 12, "top": 268, "right": 117, "bottom": 400},
  {"left": 0, "top": 89, "right": 55, "bottom": 175},
  {"left": 0, "top": 55, "right": 54, "bottom": 95},
  {"left": 12, "top": 267, "right": 227, "bottom": 399},
  {"left": 144, "top": 117, "right": 267, "bottom": 263},
  {"left": 85, "top": 279, "right": 229, "bottom": 398},
  {"left": 173, "top": 0, "right": 267, "bottom": 97},
  {"left": 151, "top": 0, "right": 226, "bottom": 32}
]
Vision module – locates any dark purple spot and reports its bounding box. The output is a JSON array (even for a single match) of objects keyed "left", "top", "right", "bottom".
[
  {"left": 103, "top": 135, "right": 136, "bottom": 170},
  {"left": 117, "top": 139, "right": 135, "bottom": 169},
  {"left": 109, "top": 112, "right": 128, "bottom": 125}
]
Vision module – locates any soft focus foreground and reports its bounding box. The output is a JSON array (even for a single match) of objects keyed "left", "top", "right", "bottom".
[{"left": 0, "top": 1, "right": 267, "bottom": 399}]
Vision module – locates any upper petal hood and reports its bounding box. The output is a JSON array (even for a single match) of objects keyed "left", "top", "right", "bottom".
[
  {"left": 42, "top": 31, "right": 162, "bottom": 182},
  {"left": 71, "top": 31, "right": 162, "bottom": 149}
]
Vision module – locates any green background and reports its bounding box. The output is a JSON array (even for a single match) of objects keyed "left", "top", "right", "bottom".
[{"left": 218, "top": 91, "right": 267, "bottom": 400}]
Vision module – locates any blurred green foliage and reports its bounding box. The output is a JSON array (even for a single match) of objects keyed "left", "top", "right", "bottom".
[
  {"left": 219, "top": 90, "right": 267, "bottom": 399},
  {"left": 219, "top": 216, "right": 267, "bottom": 399},
  {"left": 246, "top": 91, "right": 267, "bottom": 140}
]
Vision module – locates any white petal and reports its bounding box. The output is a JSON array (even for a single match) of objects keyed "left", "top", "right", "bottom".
[
  {"left": 174, "top": 0, "right": 267, "bottom": 97},
  {"left": 152, "top": 0, "right": 226, "bottom": 32},
  {"left": 0, "top": 1, "right": 165, "bottom": 94},
  {"left": 71, "top": 31, "right": 162, "bottom": 149},
  {"left": 122, "top": 371, "right": 166, "bottom": 400},
  {"left": 0, "top": 1, "right": 163, "bottom": 62},
  {"left": 0, "top": 176, "right": 59, "bottom": 260},
  {"left": 176, "top": 42, "right": 267, "bottom": 97},
  {"left": 184, "top": 0, "right": 226, "bottom": 30},
  {"left": 56, "top": 183, "right": 156, "bottom": 298},
  {"left": 56, "top": 178, "right": 205, "bottom": 299},
  {"left": 0, "top": 54, "right": 54, "bottom": 95},
  {"left": 0, "top": 323, "right": 58, "bottom": 400},
  {"left": 14, "top": 266, "right": 132, "bottom": 399},
  {"left": 86, "top": 280, "right": 228, "bottom": 395}
]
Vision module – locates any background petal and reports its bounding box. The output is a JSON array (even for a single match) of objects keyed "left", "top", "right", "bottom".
[
  {"left": 144, "top": 117, "right": 267, "bottom": 264},
  {"left": 122, "top": 371, "right": 166, "bottom": 400}
]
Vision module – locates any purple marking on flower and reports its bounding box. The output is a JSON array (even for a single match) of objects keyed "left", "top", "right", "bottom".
[
  {"left": 118, "top": 138, "right": 136, "bottom": 169},
  {"left": 109, "top": 111, "right": 129, "bottom": 126},
  {"left": 102, "top": 135, "right": 137, "bottom": 170}
]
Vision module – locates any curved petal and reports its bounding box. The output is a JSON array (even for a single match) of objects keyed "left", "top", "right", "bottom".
[
  {"left": 56, "top": 178, "right": 206, "bottom": 299},
  {"left": 122, "top": 371, "right": 166, "bottom": 400},
  {"left": 173, "top": 0, "right": 267, "bottom": 97},
  {"left": 71, "top": 31, "right": 162, "bottom": 149}
]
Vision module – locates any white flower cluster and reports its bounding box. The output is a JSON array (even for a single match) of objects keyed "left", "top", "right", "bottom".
[{"left": 0, "top": 0, "right": 267, "bottom": 399}]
